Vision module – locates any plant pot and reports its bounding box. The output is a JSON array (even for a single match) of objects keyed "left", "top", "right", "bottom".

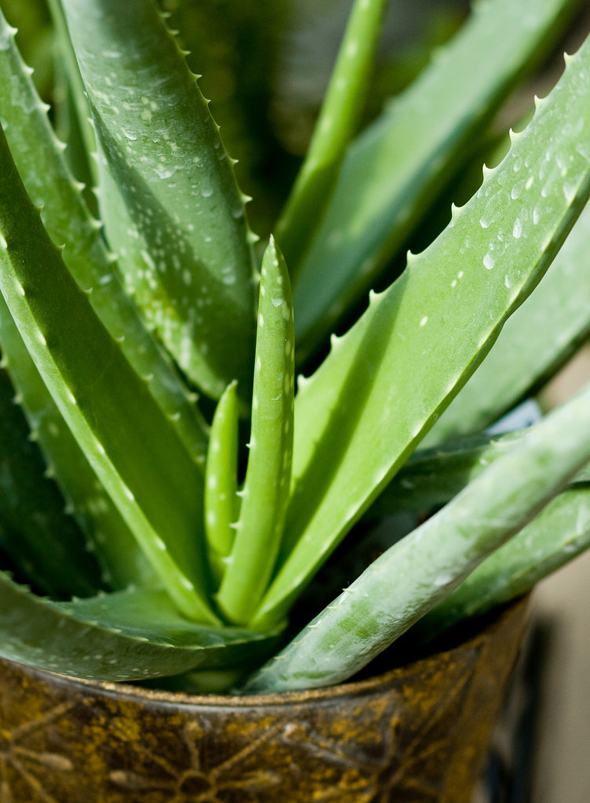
[{"left": 0, "top": 598, "right": 528, "bottom": 803}]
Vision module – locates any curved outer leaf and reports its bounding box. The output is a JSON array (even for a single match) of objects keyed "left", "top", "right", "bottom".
[
  {"left": 275, "top": 0, "right": 389, "bottom": 274},
  {"left": 61, "top": 0, "right": 257, "bottom": 403},
  {"left": 252, "top": 41, "right": 590, "bottom": 629},
  {"left": 0, "top": 368, "right": 101, "bottom": 599},
  {"left": 0, "top": 125, "right": 216, "bottom": 624},
  {"left": 423, "top": 199, "right": 590, "bottom": 446},
  {"left": 0, "top": 578, "right": 280, "bottom": 683},
  {"left": 217, "top": 239, "right": 295, "bottom": 624},
  {"left": 408, "top": 487, "right": 590, "bottom": 646},
  {"left": 0, "top": 284, "right": 155, "bottom": 591},
  {"left": 0, "top": 11, "right": 209, "bottom": 470},
  {"left": 293, "top": 0, "right": 582, "bottom": 359},
  {"left": 0, "top": 16, "right": 151, "bottom": 591},
  {"left": 245, "top": 380, "right": 590, "bottom": 692}
]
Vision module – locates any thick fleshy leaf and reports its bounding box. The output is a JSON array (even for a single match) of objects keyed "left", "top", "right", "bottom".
[
  {"left": 204, "top": 380, "right": 240, "bottom": 584},
  {"left": 46, "top": 0, "right": 98, "bottom": 196},
  {"left": 424, "top": 198, "right": 590, "bottom": 446},
  {"left": 252, "top": 40, "right": 590, "bottom": 629},
  {"left": 275, "top": 0, "right": 389, "bottom": 274},
  {"left": 61, "top": 0, "right": 258, "bottom": 403},
  {"left": 293, "top": 0, "right": 582, "bottom": 360},
  {"left": 217, "top": 239, "right": 294, "bottom": 624},
  {"left": 407, "top": 487, "right": 590, "bottom": 647},
  {"left": 0, "top": 368, "right": 101, "bottom": 598},
  {"left": 368, "top": 427, "right": 590, "bottom": 515},
  {"left": 245, "top": 381, "right": 590, "bottom": 692},
  {"left": 370, "top": 429, "right": 526, "bottom": 514},
  {"left": 0, "top": 578, "right": 280, "bottom": 683},
  {"left": 0, "top": 123, "right": 216, "bottom": 623},
  {"left": 0, "top": 274, "right": 155, "bottom": 591},
  {"left": 0, "top": 11, "right": 209, "bottom": 470}
]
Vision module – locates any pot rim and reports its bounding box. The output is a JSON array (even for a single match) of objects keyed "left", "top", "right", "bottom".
[{"left": 19, "top": 596, "right": 528, "bottom": 709}]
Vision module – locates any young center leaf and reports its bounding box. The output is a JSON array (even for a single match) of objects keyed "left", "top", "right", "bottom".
[
  {"left": 217, "top": 239, "right": 295, "bottom": 625},
  {"left": 204, "top": 380, "right": 240, "bottom": 584}
]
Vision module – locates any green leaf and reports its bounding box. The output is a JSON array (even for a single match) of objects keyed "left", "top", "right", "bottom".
[
  {"left": 275, "top": 0, "right": 389, "bottom": 275},
  {"left": 0, "top": 122, "right": 216, "bottom": 623},
  {"left": 407, "top": 486, "right": 590, "bottom": 647},
  {"left": 252, "top": 39, "right": 590, "bottom": 629},
  {"left": 424, "top": 199, "right": 590, "bottom": 446},
  {"left": 245, "top": 380, "right": 590, "bottom": 692},
  {"left": 293, "top": 0, "right": 582, "bottom": 360},
  {"left": 204, "top": 380, "right": 240, "bottom": 584},
  {"left": 0, "top": 285, "right": 155, "bottom": 591},
  {"left": 0, "top": 11, "right": 209, "bottom": 470},
  {"left": 61, "top": 0, "right": 258, "bottom": 404},
  {"left": 368, "top": 426, "right": 590, "bottom": 515},
  {"left": 0, "top": 368, "right": 101, "bottom": 598},
  {"left": 369, "top": 429, "right": 526, "bottom": 515},
  {"left": 46, "top": 0, "right": 98, "bottom": 193},
  {"left": 217, "top": 239, "right": 295, "bottom": 625},
  {"left": 0, "top": 578, "right": 280, "bottom": 683}
]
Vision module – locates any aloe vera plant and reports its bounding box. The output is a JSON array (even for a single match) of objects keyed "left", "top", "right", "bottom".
[{"left": 0, "top": 0, "right": 590, "bottom": 694}]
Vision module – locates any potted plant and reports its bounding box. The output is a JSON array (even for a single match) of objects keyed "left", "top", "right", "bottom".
[{"left": 0, "top": 0, "right": 590, "bottom": 798}]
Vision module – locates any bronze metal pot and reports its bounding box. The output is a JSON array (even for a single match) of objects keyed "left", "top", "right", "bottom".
[{"left": 0, "top": 598, "right": 528, "bottom": 802}]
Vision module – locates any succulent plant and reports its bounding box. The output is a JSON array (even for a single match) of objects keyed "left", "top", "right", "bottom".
[{"left": 1, "top": 0, "right": 590, "bottom": 694}]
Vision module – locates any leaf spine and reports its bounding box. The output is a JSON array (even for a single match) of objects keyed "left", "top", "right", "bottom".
[
  {"left": 296, "top": 373, "right": 311, "bottom": 391},
  {"left": 450, "top": 202, "right": 462, "bottom": 220},
  {"left": 247, "top": 231, "right": 260, "bottom": 245}
]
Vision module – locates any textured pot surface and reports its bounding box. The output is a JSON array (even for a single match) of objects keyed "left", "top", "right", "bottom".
[{"left": 0, "top": 599, "right": 528, "bottom": 803}]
